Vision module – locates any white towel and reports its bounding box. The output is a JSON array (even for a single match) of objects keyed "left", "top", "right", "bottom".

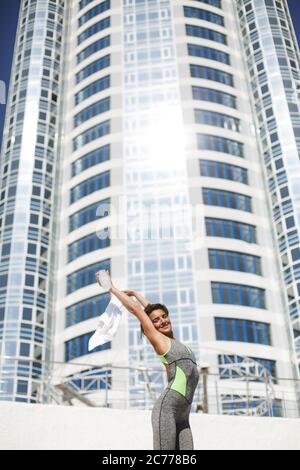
[{"left": 88, "top": 295, "right": 126, "bottom": 351}]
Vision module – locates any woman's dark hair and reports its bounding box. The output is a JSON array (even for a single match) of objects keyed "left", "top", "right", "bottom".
[
  {"left": 141, "top": 303, "right": 169, "bottom": 337},
  {"left": 144, "top": 303, "right": 169, "bottom": 317}
]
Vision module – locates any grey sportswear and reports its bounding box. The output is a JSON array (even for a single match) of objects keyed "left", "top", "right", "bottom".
[{"left": 151, "top": 337, "right": 199, "bottom": 450}]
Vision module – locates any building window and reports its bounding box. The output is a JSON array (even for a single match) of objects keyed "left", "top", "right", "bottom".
[
  {"left": 205, "top": 217, "right": 257, "bottom": 243},
  {"left": 186, "top": 24, "right": 227, "bottom": 45},
  {"left": 212, "top": 282, "right": 266, "bottom": 308},
  {"left": 70, "top": 170, "right": 110, "bottom": 204},
  {"left": 66, "top": 292, "right": 110, "bottom": 327},
  {"left": 200, "top": 160, "right": 247, "bottom": 183},
  {"left": 188, "top": 44, "right": 230, "bottom": 65},
  {"left": 195, "top": 110, "right": 240, "bottom": 132},
  {"left": 17, "top": 380, "right": 28, "bottom": 395},
  {"left": 79, "top": 0, "right": 95, "bottom": 9},
  {"left": 203, "top": 188, "right": 252, "bottom": 212},
  {"left": 68, "top": 229, "right": 110, "bottom": 262},
  {"left": 65, "top": 333, "right": 111, "bottom": 361},
  {"left": 73, "top": 120, "right": 110, "bottom": 151},
  {"left": 67, "top": 260, "right": 110, "bottom": 294},
  {"left": 78, "top": 0, "right": 110, "bottom": 27},
  {"left": 69, "top": 198, "right": 110, "bottom": 232},
  {"left": 184, "top": 6, "right": 224, "bottom": 26},
  {"left": 208, "top": 249, "right": 262, "bottom": 275},
  {"left": 77, "top": 17, "right": 110, "bottom": 45},
  {"left": 215, "top": 318, "right": 271, "bottom": 345},
  {"left": 190, "top": 64, "right": 234, "bottom": 87},
  {"left": 74, "top": 97, "right": 110, "bottom": 128},
  {"left": 77, "top": 35, "right": 110, "bottom": 64},
  {"left": 198, "top": 134, "right": 244, "bottom": 157},
  {"left": 72, "top": 144, "right": 110, "bottom": 177},
  {"left": 19, "top": 342, "right": 30, "bottom": 357},
  {"left": 76, "top": 55, "right": 110, "bottom": 84},
  {"left": 192, "top": 86, "right": 237, "bottom": 109},
  {"left": 75, "top": 75, "right": 110, "bottom": 106}
]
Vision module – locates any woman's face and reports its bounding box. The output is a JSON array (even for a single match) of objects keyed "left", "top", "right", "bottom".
[{"left": 149, "top": 309, "right": 173, "bottom": 337}]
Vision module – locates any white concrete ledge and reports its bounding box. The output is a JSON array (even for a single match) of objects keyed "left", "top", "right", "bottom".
[{"left": 0, "top": 402, "right": 300, "bottom": 450}]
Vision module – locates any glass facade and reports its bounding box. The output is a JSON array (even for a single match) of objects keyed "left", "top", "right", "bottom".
[
  {"left": 0, "top": 0, "right": 66, "bottom": 403},
  {"left": 236, "top": 0, "right": 300, "bottom": 384},
  {"left": 1, "top": 0, "right": 299, "bottom": 417},
  {"left": 123, "top": 0, "right": 199, "bottom": 408}
]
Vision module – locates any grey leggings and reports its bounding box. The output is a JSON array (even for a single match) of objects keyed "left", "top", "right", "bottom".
[{"left": 151, "top": 389, "right": 194, "bottom": 450}]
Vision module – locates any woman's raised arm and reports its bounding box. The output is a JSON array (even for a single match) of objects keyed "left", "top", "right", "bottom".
[
  {"left": 96, "top": 271, "right": 169, "bottom": 354},
  {"left": 122, "top": 289, "right": 151, "bottom": 309}
]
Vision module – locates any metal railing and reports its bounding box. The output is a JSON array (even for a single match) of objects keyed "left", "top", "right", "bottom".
[{"left": 1, "top": 355, "right": 300, "bottom": 418}]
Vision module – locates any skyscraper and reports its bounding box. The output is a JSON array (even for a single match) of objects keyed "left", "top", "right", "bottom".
[{"left": 1, "top": 0, "right": 300, "bottom": 417}]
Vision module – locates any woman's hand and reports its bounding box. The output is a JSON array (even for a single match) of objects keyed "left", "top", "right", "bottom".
[{"left": 122, "top": 289, "right": 136, "bottom": 297}]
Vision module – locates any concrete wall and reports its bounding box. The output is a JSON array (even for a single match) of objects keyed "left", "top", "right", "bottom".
[{"left": 0, "top": 402, "right": 300, "bottom": 450}]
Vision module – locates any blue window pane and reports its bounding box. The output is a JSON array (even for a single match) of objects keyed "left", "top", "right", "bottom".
[
  {"left": 78, "top": 0, "right": 110, "bottom": 27},
  {"left": 212, "top": 282, "right": 266, "bottom": 308},
  {"left": 69, "top": 198, "right": 110, "bottom": 232},
  {"left": 184, "top": 6, "right": 224, "bottom": 26},
  {"left": 75, "top": 76, "right": 110, "bottom": 106},
  {"left": 215, "top": 318, "right": 271, "bottom": 345},
  {"left": 208, "top": 249, "right": 262, "bottom": 275},
  {"left": 192, "top": 86, "right": 236, "bottom": 109},
  {"left": 195, "top": 110, "right": 240, "bottom": 132},
  {"left": 203, "top": 188, "right": 252, "bottom": 212},
  {"left": 76, "top": 55, "right": 110, "bottom": 84},
  {"left": 72, "top": 145, "right": 110, "bottom": 177},
  {"left": 68, "top": 229, "right": 110, "bottom": 262},
  {"left": 67, "top": 260, "right": 110, "bottom": 295},
  {"left": 77, "top": 35, "right": 110, "bottom": 64},
  {"left": 186, "top": 24, "right": 227, "bottom": 45},
  {"left": 191, "top": 64, "right": 233, "bottom": 87},
  {"left": 200, "top": 160, "right": 247, "bottom": 183},
  {"left": 188, "top": 44, "right": 230, "bottom": 65},
  {"left": 77, "top": 17, "right": 110, "bottom": 45},
  {"left": 65, "top": 333, "right": 111, "bottom": 361},
  {"left": 73, "top": 120, "right": 110, "bottom": 150},
  {"left": 197, "top": 134, "right": 244, "bottom": 157},
  {"left": 74, "top": 97, "right": 110, "bottom": 127}
]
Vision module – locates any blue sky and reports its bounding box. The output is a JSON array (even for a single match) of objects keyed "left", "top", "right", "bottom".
[{"left": 0, "top": 0, "right": 300, "bottom": 150}]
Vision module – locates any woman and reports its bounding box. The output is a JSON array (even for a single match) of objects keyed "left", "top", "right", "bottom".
[{"left": 96, "top": 270, "right": 199, "bottom": 450}]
